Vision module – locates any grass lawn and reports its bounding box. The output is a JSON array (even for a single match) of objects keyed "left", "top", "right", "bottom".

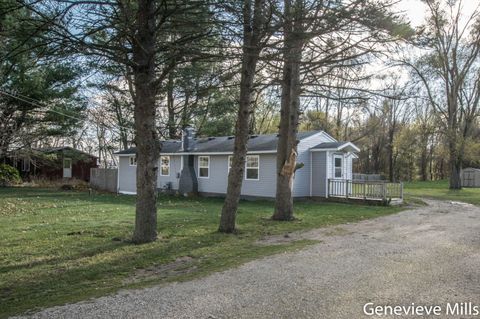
[
  {"left": 404, "top": 179, "right": 480, "bottom": 206},
  {"left": 0, "top": 187, "right": 401, "bottom": 318}
]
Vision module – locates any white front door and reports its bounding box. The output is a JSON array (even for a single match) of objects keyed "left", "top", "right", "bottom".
[{"left": 63, "top": 158, "right": 72, "bottom": 178}]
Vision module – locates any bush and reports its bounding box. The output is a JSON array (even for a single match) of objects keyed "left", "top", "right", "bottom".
[
  {"left": 0, "top": 164, "right": 21, "bottom": 186},
  {"left": 23, "top": 177, "right": 89, "bottom": 190}
]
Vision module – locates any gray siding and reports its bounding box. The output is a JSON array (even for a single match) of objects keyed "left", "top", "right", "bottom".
[
  {"left": 118, "top": 156, "right": 136, "bottom": 193},
  {"left": 311, "top": 151, "right": 327, "bottom": 196},
  {"left": 118, "top": 155, "right": 183, "bottom": 194},
  {"left": 194, "top": 154, "right": 277, "bottom": 198},
  {"left": 116, "top": 131, "right": 352, "bottom": 198},
  {"left": 158, "top": 155, "right": 182, "bottom": 190},
  {"left": 294, "top": 132, "right": 335, "bottom": 197}
]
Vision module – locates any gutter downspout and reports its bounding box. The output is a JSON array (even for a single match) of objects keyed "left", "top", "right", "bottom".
[
  {"left": 116, "top": 156, "right": 120, "bottom": 194},
  {"left": 325, "top": 151, "right": 329, "bottom": 198},
  {"left": 309, "top": 151, "right": 312, "bottom": 197}
]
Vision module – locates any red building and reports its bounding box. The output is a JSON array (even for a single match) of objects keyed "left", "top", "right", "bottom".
[{"left": 9, "top": 147, "right": 98, "bottom": 182}]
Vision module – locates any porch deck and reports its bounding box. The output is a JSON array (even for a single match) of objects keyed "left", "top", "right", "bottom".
[{"left": 328, "top": 179, "right": 403, "bottom": 204}]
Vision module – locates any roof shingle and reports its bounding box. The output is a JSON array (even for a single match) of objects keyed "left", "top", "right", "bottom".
[{"left": 114, "top": 131, "right": 320, "bottom": 155}]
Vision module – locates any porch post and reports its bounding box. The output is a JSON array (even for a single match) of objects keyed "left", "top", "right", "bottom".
[{"left": 327, "top": 179, "right": 330, "bottom": 198}]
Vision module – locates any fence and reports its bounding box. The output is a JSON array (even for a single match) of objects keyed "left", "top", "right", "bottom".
[
  {"left": 90, "top": 168, "right": 118, "bottom": 192},
  {"left": 328, "top": 179, "right": 403, "bottom": 201},
  {"left": 352, "top": 173, "right": 384, "bottom": 181}
]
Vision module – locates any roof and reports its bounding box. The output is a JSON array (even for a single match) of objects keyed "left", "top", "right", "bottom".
[
  {"left": 311, "top": 142, "right": 348, "bottom": 149},
  {"left": 33, "top": 146, "right": 97, "bottom": 158},
  {"left": 310, "top": 141, "right": 360, "bottom": 153},
  {"left": 115, "top": 140, "right": 182, "bottom": 155},
  {"left": 114, "top": 131, "right": 321, "bottom": 155}
]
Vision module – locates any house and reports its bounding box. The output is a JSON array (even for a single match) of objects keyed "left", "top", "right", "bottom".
[
  {"left": 8, "top": 146, "right": 98, "bottom": 181},
  {"left": 114, "top": 129, "right": 360, "bottom": 199}
]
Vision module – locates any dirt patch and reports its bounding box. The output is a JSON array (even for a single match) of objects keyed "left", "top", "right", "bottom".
[
  {"left": 255, "top": 232, "right": 304, "bottom": 246},
  {"left": 256, "top": 227, "right": 352, "bottom": 245},
  {"left": 124, "top": 256, "right": 197, "bottom": 284},
  {"left": 323, "top": 227, "right": 353, "bottom": 237}
]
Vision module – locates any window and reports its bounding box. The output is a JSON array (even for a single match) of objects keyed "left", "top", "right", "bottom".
[
  {"left": 245, "top": 155, "right": 259, "bottom": 180},
  {"left": 160, "top": 156, "right": 170, "bottom": 176},
  {"left": 129, "top": 156, "right": 137, "bottom": 166},
  {"left": 63, "top": 158, "right": 72, "bottom": 169},
  {"left": 198, "top": 156, "right": 209, "bottom": 178},
  {"left": 334, "top": 155, "right": 343, "bottom": 178},
  {"left": 22, "top": 158, "right": 30, "bottom": 172}
]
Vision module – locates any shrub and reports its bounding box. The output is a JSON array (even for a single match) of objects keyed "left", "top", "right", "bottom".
[
  {"left": 0, "top": 164, "right": 21, "bottom": 186},
  {"left": 24, "top": 177, "right": 89, "bottom": 190}
]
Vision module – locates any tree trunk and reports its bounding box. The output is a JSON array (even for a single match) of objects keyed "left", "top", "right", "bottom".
[
  {"left": 272, "top": 0, "right": 302, "bottom": 221},
  {"left": 439, "top": 158, "right": 445, "bottom": 180},
  {"left": 448, "top": 139, "right": 462, "bottom": 189},
  {"left": 420, "top": 146, "right": 428, "bottom": 181},
  {"left": 167, "top": 72, "right": 177, "bottom": 139},
  {"left": 387, "top": 128, "right": 394, "bottom": 182},
  {"left": 115, "top": 108, "right": 129, "bottom": 150},
  {"left": 429, "top": 145, "right": 434, "bottom": 181},
  {"left": 449, "top": 156, "right": 462, "bottom": 189},
  {"left": 219, "top": 0, "right": 263, "bottom": 233},
  {"left": 132, "top": 0, "right": 159, "bottom": 244}
]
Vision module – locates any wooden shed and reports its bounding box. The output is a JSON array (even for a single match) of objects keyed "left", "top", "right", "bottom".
[
  {"left": 8, "top": 147, "right": 98, "bottom": 182},
  {"left": 462, "top": 168, "right": 480, "bottom": 187}
]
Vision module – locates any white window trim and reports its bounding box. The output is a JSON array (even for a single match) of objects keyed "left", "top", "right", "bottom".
[
  {"left": 198, "top": 155, "right": 210, "bottom": 178},
  {"left": 160, "top": 155, "right": 170, "bottom": 176},
  {"left": 129, "top": 156, "right": 137, "bottom": 166},
  {"left": 333, "top": 154, "right": 343, "bottom": 179},
  {"left": 228, "top": 155, "right": 233, "bottom": 173},
  {"left": 245, "top": 155, "right": 260, "bottom": 181}
]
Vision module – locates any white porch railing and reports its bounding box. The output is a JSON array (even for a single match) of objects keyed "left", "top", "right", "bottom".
[{"left": 328, "top": 179, "right": 403, "bottom": 201}]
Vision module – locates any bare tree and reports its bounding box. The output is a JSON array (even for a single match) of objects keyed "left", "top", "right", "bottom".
[{"left": 405, "top": 0, "right": 480, "bottom": 189}]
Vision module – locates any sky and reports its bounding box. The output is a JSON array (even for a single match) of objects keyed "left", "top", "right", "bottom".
[
  {"left": 396, "top": 0, "right": 428, "bottom": 27},
  {"left": 396, "top": 0, "right": 480, "bottom": 27}
]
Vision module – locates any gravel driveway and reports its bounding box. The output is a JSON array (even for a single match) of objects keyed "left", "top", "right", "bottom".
[{"left": 16, "top": 200, "right": 480, "bottom": 319}]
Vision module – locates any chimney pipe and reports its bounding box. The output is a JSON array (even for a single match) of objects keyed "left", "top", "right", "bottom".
[
  {"left": 182, "top": 127, "right": 195, "bottom": 152},
  {"left": 179, "top": 127, "right": 197, "bottom": 196}
]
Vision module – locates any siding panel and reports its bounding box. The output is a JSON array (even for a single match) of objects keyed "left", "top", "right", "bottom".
[
  {"left": 194, "top": 154, "right": 277, "bottom": 198},
  {"left": 118, "top": 156, "right": 136, "bottom": 193},
  {"left": 158, "top": 155, "right": 182, "bottom": 190},
  {"left": 311, "top": 151, "right": 327, "bottom": 196},
  {"left": 294, "top": 132, "right": 335, "bottom": 197}
]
